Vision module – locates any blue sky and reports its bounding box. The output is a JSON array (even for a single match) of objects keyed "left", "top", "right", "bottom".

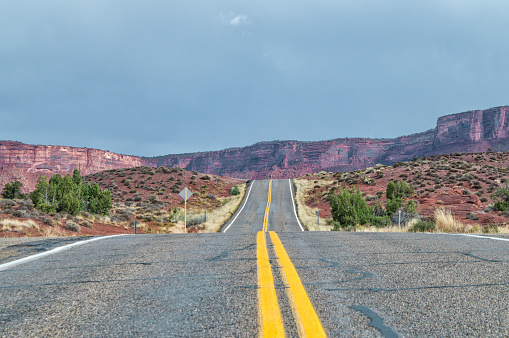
[{"left": 1, "top": 1, "right": 509, "bottom": 156}]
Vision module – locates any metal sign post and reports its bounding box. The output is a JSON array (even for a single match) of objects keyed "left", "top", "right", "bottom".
[{"left": 179, "top": 187, "right": 193, "bottom": 233}]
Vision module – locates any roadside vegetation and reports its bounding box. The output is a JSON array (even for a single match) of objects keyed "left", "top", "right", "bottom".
[
  {"left": 294, "top": 151, "right": 509, "bottom": 234},
  {"left": 0, "top": 167, "right": 246, "bottom": 237}
]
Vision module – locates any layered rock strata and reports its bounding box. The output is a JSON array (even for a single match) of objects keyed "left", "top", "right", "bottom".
[{"left": 1, "top": 106, "right": 509, "bottom": 191}]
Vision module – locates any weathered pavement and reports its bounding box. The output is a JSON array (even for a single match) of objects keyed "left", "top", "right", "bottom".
[{"left": 0, "top": 179, "right": 508, "bottom": 336}]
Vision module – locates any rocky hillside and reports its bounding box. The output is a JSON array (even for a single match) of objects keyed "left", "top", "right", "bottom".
[
  {"left": 297, "top": 151, "right": 509, "bottom": 227},
  {"left": 0, "top": 167, "right": 245, "bottom": 238},
  {"left": 145, "top": 106, "right": 509, "bottom": 178},
  {"left": 1, "top": 106, "right": 509, "bottom": 191}
]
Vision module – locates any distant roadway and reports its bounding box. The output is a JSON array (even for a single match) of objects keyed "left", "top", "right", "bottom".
[{"left": 1, "top": 179, "right": 508, "bottom": 336}]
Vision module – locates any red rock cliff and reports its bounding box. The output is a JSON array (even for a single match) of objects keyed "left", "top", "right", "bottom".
[
  {"left": 142, "top": 106, "right": 509, "bottom": 178},
  {"left": 2, "top": 106, "right": 509, "bottom": 191},
  {"left": 0, "top": 141, "right": 142, "bottom": 192}
]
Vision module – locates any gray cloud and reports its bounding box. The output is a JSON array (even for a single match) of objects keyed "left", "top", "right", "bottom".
[{"left": 1, "top": 1, "right": 509, "bottom": 156}]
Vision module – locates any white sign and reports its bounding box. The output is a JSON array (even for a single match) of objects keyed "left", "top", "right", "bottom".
[{"left": 179, "top": 187, "right": 193, "bottom": 201}]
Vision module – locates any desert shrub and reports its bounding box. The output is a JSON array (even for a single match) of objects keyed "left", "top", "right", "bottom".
[
  {"left": 18, "top": 199, "right": 34, "bottom": 210},
  {"left": 386, "top": 180, "right": 414, "bottom": 200},
  {"left": 65, "top": 221, "right": 81, "bottom": 232},
  {"left": 13, "top": 210, "right": 30, "bottom": 218},
  {"left": 386, "top": 198, "right": 417, "bottom": 217},
  {"left": 200, "top": 175, "right": 211, "bottom": 181},
  {"left": 376, "top": 171, "right": 384, "bottom": 178},
  {"left": 148, "top": 195, "right": 158, "bottom": 202},
  {"left": 409, "top": 219, "right": 436, "bottom": 232},
  {"left": 231, "top": 185, "right": 240, "bottom": 196},
  {"left": 30, "top": 170, "right": 112, "bottom": 216},
  {"left": 491, "top": 185, "right": 509, "bottom": 211},
  {"left": 330, "top": 186, "right": 389, "bottom": 229},
  {"left": 42, "top": 217, "right": 58, "bottom": 226},
  {"left": 480, "top": 197, "right": 488, "bottom": 203},
  {"left": 186, "top": 214, "right": 206, "bottom": 227},
  {"left": 363, "top": 178, "right": 376, "bottom": 186},
  {"left": 81, "top": 219, "right": 94, "bottom": 229},
  {"left": 0, "top": 199, "right": 16, "bottom": 207},
  {"left": 466, "top": 212, "right": 480, "bottom": 220},
  {"left": 2, "top": 181, "right": 26, "bottom": 199},
  {"left": 384, "top": 180, "right": 416, "bottom": 216}
]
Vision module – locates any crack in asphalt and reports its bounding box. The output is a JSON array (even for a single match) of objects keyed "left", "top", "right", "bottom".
[
  {"left": 462, "top": 252, "right": 501, "bottom": 262},
  {"left": 205, "top": 243, "right": 256, "bottom": 261},
  {"left": 349, "top": 305, "right": 399, "bottom": 338}
]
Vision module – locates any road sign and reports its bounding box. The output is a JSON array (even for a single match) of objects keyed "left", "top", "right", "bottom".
[
  {"left": 179, "top": 187, "right": 193, "bottom": 201},
  {"left": 179, "top": 187, "right": 193, "bottom": 233}
]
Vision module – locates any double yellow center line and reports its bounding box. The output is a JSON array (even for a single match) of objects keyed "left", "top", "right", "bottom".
[
  {"left": 257, "top": 180, "right": 326, "bottom": 337},
  {"left": 262, "top": 179, "right": 272, "bottom": 232}
]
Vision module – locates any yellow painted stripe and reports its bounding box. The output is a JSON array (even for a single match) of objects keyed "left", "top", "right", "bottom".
[
  {"left": 262, "top": 179, "right": 272, "bottom": 232},
  {"left": 257, "top": 231, "right": 285, "bottom": 337},
  {"left": 269, "top": 231, "right": 326, "bottom": 338}
]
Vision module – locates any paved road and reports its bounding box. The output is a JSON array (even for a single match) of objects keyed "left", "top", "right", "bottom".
[{"left": 0, "top": 179, "right": 508, "bottom": 336}]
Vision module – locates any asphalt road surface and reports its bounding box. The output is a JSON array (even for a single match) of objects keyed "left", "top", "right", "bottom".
[{"left": 0, "top": 179, "right": 508, "bottom": 337}]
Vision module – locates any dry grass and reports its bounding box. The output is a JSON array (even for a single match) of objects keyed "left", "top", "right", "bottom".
[
  {"left": 353, "top": 225, "right": 412, "bottom": 232},
  {"left": 200, "top": 183, "right": 246, "bottom": 233},
  {"left": 0, "top": 218, "right": 39, "bottom": 232},
  {"left": 39, "top": 226, "right": 65, "bottom": 237},
  {"left": 434, "top": 208, "right": 469, "bottom": 233},
  {"left": 170, "top": 183, "right": 247, "bottom": 233},
  {"left": 497, "top": 225, "right": 509, "bottom": 234},
  {"left": 294, "top": 179, "right": 332, "bottom": 231}
]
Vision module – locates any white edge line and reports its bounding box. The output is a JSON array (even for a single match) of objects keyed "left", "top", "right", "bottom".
[
  {"left": 288, "top": 179, "right": 305, "bottom": 231},
  {"left": 0, "top": 234, "right": 129, "bottom": 272},
  {"left": 457, "top": 234, "right": 509, "bottom": 242},
  {"left": 429, "top": 232, "right": 509, "bottom": 242},
  {"left": 223, "top": 180, "right": 255, "bottom": 232}
]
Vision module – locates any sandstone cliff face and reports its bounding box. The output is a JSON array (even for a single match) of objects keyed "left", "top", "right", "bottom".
[
  {"left": 143, "top": 106, "right": 509, "bottom": 178},
  {"left": 1, "top": 106, "right": 509, "bottom": 191},
  {"left": 431, "top": 106, "right": 509, "bottom": 153},
  {"left": 0, "top": 141, "right": 142, "bottom": 192}
]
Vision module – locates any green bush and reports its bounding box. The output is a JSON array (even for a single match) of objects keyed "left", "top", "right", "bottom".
[
  {"left": 409, "top": 219, "right": 435, "bottom": 232},
  {"left": 330, "top": 186, "right": 389, "bottom": 229},
  {"left": 30, "top": 169, "right": 112, "bottom": 216},
  {"left": 491, "top": 186, "right": 509, "bottom": 211},
  {"left": 2, "top": 181, "right": 25, "bottom": 199},
  {"left": 385, "top": 180, "right": 416, "bottom": 217},
  {"left": 231, "top": 185, "right": 240, "bottom": 196},
  {"left": 386, "top": 180, "right": 414, "bottom": 200}
]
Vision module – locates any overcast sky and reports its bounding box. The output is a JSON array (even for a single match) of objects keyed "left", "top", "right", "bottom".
[{"left": 1, "top": 1, "right": 509, "bottom": 157}]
